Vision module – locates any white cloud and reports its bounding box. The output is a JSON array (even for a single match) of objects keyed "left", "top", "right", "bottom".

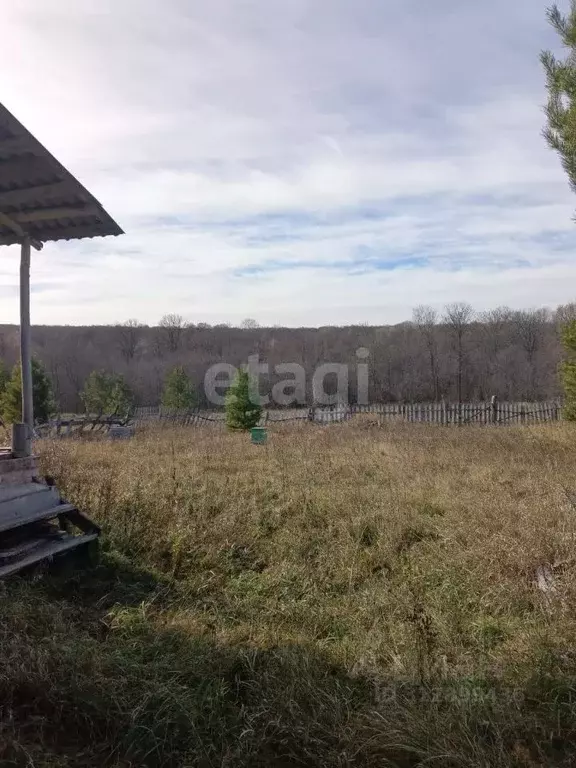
[{"left": 0, "top": 0, "right": 575, "bottom": 326}]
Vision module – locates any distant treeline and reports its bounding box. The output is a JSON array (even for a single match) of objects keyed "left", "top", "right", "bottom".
[{"left": 0, "top": 302, "right": 573, "bottom": 412}]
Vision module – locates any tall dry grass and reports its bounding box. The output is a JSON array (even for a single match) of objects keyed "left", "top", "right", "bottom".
[{"left": 2, "top": 421, "right": 576, "bottom": 766}]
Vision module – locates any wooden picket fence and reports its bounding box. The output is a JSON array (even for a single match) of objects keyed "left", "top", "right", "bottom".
[
  {"left": 34, "top": 414, "right": 132, "bottom": 439},
  {"left": 33, "top": 400, "right": 565, "bottom": 441},
  {"left": 132, "top": 400, "right": 563, "bottom": 428}
]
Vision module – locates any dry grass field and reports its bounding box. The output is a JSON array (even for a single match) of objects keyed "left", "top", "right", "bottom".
[{"left": 3, "top": 420, "right": 576, "bottom": 766}]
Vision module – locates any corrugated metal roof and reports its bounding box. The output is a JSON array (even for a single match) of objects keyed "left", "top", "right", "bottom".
[{"left": 0, "top": 103, "right": 123, "bottom": 247}]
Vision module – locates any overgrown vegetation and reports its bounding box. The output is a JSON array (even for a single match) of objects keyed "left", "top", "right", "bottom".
[{"left": 3, "top": 421, "right": 576, "bottom": 766}]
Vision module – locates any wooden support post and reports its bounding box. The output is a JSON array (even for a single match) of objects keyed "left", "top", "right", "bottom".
[
  {"left": 491, "top": 395, "right": 498, "bottom": 425},
  {"left": 11, "top": 423, "right": 28, "bottom": 458},
  {"left": 19, "top": 237, "right": 33, "bottom": 456}
]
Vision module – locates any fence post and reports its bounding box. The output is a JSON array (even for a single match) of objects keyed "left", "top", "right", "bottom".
[{"left": 491, "top": 395, "right": 498, "bottom": 425}]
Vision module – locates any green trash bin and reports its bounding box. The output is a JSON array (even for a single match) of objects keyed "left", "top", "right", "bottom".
[{"left": 251, "top": 427, "right": 267, "bottom": 445}]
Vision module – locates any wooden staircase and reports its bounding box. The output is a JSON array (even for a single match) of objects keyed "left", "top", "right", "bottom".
[{"left": 0, "top": 450, "right": 99, "bottom": 578}]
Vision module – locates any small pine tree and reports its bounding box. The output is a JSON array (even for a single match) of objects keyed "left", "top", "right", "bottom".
[
  {"left": 225, "top": 369, "right": 262, "bottom": 430},
  {"left": 81, "top": 371, "right": 133, "bottom": 416},
  {"left": 561, "top": 320, "right": 576, "bottom": 420},
  {"left": 161, "top": 366, "right": 196, "bottom": 410},
  {"left": 0, "top": 359, "right": 54, "bottom": 424}
]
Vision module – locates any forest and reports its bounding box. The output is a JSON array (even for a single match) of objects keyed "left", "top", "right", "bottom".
[{"left": 0, "top": 302, "right": 573, "bottom": 412}]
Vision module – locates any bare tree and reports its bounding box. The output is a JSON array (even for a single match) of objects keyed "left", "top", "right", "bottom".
[
  {"left": 476, "top": 307, "right": 514, "bottom": 398},
  {"left": 241, "top": 318, "right": 260, "bottom": 329},
  {"left": 443, "top": 302, "right": 474, "bottom": 403},
  {"left": 4, "top": 298, "right": 576, "bottom": 412},
  {"left": 513, "top": 310, "right": 548, "bottom": 364},
  {"left": 158, "top": 314, "right": 186, "bottom": 354},
  {"left": 63, "top": 355, "right": 84, "bottom": 412},
  {"left": 480, "top": 307, "right": 513, "bottom": 347},
  {"left": 556, "top": 302, "right": 576, "bottom": 327},
  {"left": 512, "top": 309, "right": 549, "bottom": 399},
  {"left": 413, "top": 305, "right": 440, "bottom": 400},
  {"left": 116, "top": 319, "right": 144, "bottom": 363}
]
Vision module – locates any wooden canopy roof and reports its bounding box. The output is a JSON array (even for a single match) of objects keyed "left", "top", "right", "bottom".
[{"left": 0, "top": 103, "right": 123, "bottom": 249}]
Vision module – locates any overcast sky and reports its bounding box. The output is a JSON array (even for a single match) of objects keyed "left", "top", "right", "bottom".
[{"left": 1, "top": 0, "right": 574, "bottom": 327}]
